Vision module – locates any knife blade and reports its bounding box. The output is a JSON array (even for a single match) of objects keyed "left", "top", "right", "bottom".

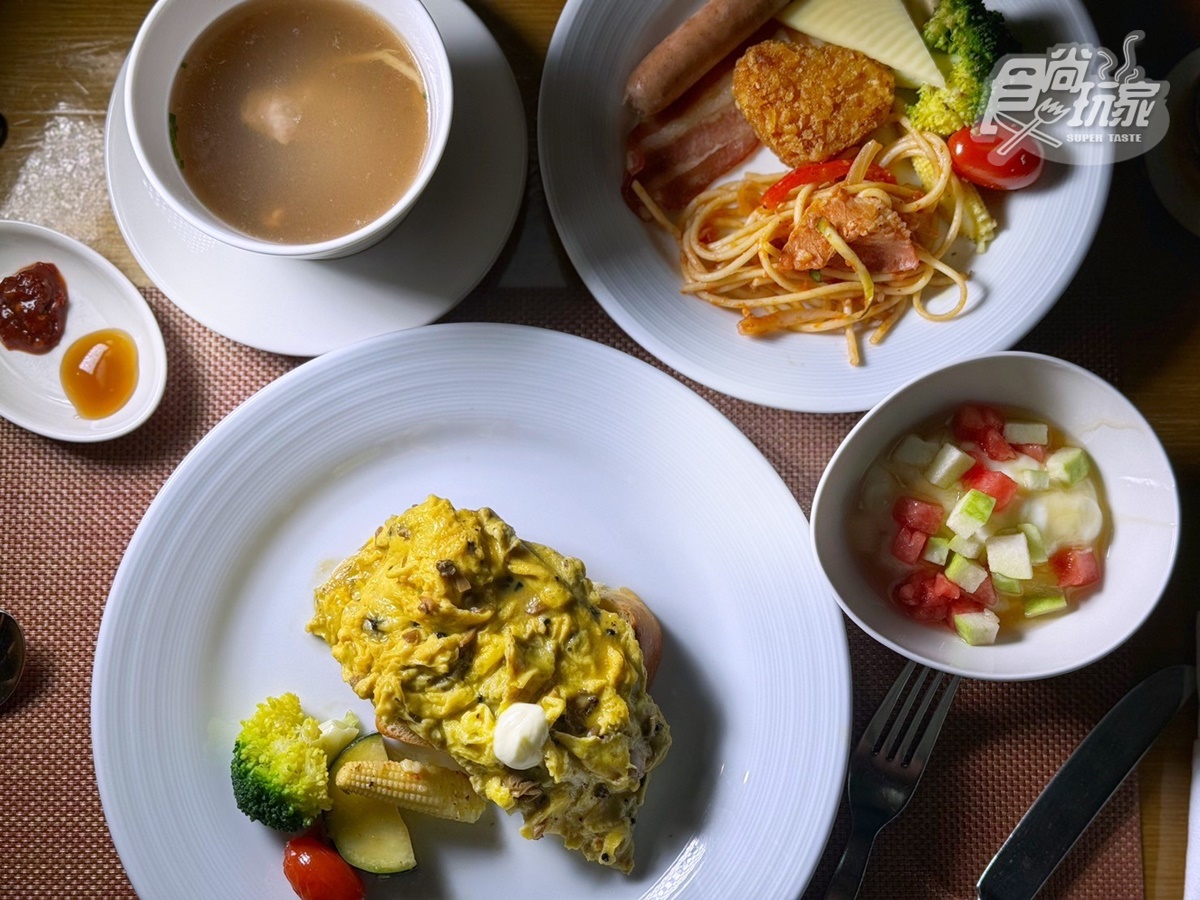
[{"left": 977, "top": 663, "right": 1196, "bottom": 900}]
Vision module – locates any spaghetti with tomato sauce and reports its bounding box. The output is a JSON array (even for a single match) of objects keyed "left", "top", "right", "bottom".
[{"left": 632, "top": 118, "right": 976, "bottom": 366}]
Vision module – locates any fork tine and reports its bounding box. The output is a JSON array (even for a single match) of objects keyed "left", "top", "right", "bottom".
[
  {"left": 906, "top": 673, "right": 960, "bottom": 765},
  {"left": 892, "top": 668, "right": 943, "bottom": 760},
  {"left": 858, "top": 660, "right": 917, "bottom": 750},
  {"left": 879, "top": 666, "right": 932, "bottom": 757}
]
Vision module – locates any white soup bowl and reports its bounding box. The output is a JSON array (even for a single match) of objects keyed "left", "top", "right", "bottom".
[{"left": 124, "top": 0, "right": 452, "bottom": 259}]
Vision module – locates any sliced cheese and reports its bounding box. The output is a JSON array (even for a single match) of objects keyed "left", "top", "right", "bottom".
[{"left": 777, "top": 0, "right": 946, "bottom": 89}]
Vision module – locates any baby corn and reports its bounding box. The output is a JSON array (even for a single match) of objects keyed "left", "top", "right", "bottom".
[{"left": 334, "top": 758, "right": 486, "bottom": 823}]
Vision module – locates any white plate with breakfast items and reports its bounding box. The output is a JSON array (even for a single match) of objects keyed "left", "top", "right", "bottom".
[
  {"left": 0, "top": 220, "right": 166, "bottom": 442},
  {"left": 105, "top": 0, "right": 526, "bottom": 357},
  {"left": 93, "top": 323, "right": 852, "bottom": 899},
  {"left": 810, "top": 351, "right": 1178, "bottom": 681},
  {"left": 540, "top": 0, "right": 1111, "bottom": 412}
]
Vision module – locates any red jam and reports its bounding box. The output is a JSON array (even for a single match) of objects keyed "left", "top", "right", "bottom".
[{"left": 0, "top": 261, "right": 68, "bottom": 353}]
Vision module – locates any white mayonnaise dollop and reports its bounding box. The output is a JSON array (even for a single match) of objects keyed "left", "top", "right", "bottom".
[{"left": 493, "top": 702, "right": 549, "bottom": 769}]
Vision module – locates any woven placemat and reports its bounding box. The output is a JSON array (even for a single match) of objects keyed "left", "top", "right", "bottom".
[{"left": 0, "top": 273, "right": 1140, "bottom": 899}]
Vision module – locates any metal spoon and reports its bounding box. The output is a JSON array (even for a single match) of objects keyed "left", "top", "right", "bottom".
[{"left": 0, "top": 610, "right": 26, "bottom": 707}]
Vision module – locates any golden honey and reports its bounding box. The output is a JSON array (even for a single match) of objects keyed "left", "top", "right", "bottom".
[{"left": 60, "top": 329, "right": 138, "bottom": 419}]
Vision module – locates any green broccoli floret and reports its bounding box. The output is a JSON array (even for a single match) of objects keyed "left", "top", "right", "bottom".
[
  {"left": 907, "top": 0, "right": 1018, "bottom": 135},
  {"left": 230, "top": 692, "right": 333, "bottom": 832}
]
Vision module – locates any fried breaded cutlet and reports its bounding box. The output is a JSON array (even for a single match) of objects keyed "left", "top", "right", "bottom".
[{"left": 732, "top": 40, "right": 895, "bottom": 167}]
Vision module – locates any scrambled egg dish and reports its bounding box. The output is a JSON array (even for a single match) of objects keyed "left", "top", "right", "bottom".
[{"left": 307, "top": 496, "right": 671, "bottom": 872}]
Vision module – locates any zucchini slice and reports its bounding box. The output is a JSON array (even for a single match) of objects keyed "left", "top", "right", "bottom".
[{"left": 326, "top": 733, "right": 417, "bottom": 874}]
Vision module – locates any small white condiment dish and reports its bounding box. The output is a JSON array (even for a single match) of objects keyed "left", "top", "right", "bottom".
[
  {"left": 124, "top": 0, "right": 452, "bottom": 260},
  {"left": 810, "top": 351, "right": 1179, "bottom": 681},
  {"left": 0, "top": 221, "right": 167, "bottom": 442}
]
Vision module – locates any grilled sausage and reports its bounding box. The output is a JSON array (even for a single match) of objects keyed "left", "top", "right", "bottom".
[{"left": 625, "top": 0, "right": 793, "bottom": 118}]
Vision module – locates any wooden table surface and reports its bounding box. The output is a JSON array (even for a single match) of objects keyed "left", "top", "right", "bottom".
[{"left": 1, "top": 0, "right": 1197, "bottom": 897}]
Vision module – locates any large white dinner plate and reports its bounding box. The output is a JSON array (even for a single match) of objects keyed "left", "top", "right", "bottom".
[
  {"left": 104, "top": 0, "right": 526, "bottom": 357},
  {"left": 92, "top": 324, "right": 852, "bottom": 899},
  {"left": 0, "top": 220, "right": 166, "bottom": 441},
  {"left": 539, "top": 0, "right": 1111, "bottom": 412}
]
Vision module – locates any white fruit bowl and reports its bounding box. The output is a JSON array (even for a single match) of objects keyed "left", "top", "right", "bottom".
[{"left": 809, "top": 351, "right": 1179, "bottom": 681}]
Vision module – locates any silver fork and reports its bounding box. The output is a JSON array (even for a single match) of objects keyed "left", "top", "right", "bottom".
[{"left": 824, "top": 661, "right": 961, "bottom": 900}]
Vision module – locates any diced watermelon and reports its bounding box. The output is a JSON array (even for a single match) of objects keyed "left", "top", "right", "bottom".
[
  {"left": 931, "top": 572, "right": 962, "bottom": 602},
  {"left": 892, "top": 496, "right": 945, "bottom": 535},
  {"left": 893, "top": 572, "right": 923, "bottom": 606},
  {"left": 891, "top": 526, "right": 928, "bottom": 564},
  {"left": 953, "top": 405, "right": 1003, "bottom": 441},
  {"left": 965, "top": 575, "right": 999, "bottom": 609},
  {"left": 981, "top": 430, "right": 1016, "bottom": 461},
  {"left": 953, "top": 405, "right": 1015, "bottom": 461},
  {"left": 1049, "top": 548, "right": 1100, "bottom": 588},
  {"left": 910, "top": 601, "right": 950, "bottom": 621},
  {"left": 1013, "top": 443, "right": 1047, "bottom": 463},
  {"left": 961, "top": 466, "right": 1020, "bottom": 511},
  {"left": 983, "top": 407, "right": 1005, "bottom": 431},
  {"left": 892, "top": 569, "right": 961, "bottom": 621}
]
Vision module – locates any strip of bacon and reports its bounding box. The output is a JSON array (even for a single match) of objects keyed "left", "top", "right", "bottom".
[{"left": 622, "top": 56, "right": 760, "bottom": 221}]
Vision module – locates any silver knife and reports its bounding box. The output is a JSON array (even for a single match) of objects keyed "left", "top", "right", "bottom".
[{"left": 977, "top": 663, "right": 1196, "bottom": 900}]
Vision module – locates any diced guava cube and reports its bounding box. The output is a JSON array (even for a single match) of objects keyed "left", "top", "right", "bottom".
[
  {"left": 1017, "top": 523, "right": 1049, "bottom": 565},
  {"left": 985, "top": 533, "right": 1033, "bottom": 580},
  {"left": 1003, "top": 421, "right": 1049, "bottom": 445},
  {"left": 924, "top": 443, "right": 975, "bottom": 489},
  {"left": 1047, "top": 447, "right": 1089, "bottom": 485},
  {"left": 945, "top": 552, "right": 988, "bottom": 593},
  {"left": 1024, "top": 590, "right": 1068, "bottom": 618},
  {"left": 954, "top": 608, "right": 1000, "bottom": 645},
  {"left": 947, "top": 489, "right": 996, "bottom": 538},
  {"left": 990, "top": 572, "right": 1023, "bottom": 595},
  {"left": 948, "top": 533, "right": 982, "bottom": 559},
  {"left": 922, "top": 535, "right": 951, "bottom": 565},
  {"left": 892, "top": 434, "right": 939, "bottom": 468},
  {"left": 1020, "top": 469, "right": 1050, "bottom": 490}
]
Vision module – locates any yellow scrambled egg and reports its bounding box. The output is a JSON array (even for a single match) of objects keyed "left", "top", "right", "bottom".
[{"left": 307, "top": 496, "right": 671, "bottom": 872}]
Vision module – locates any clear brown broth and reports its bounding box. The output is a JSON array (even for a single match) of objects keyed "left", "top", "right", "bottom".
[{"left": 169, "top": 0, "right": 429, "bottom": 244}]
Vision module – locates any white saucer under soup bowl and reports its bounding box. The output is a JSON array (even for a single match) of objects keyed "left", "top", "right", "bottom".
[
  {"left": 104, "top": 0, "right": 526, "bottom": 357},
  {"left": 810, "top": 352, "right": 1179, "bottom": 681}
]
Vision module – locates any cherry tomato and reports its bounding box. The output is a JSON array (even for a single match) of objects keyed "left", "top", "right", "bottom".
[
  {"left": 947, "top": 125, "right": 1045, "bottom": 191},
  {"left": 282, "top": 834, "right": 365, "bottom": 900}
]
